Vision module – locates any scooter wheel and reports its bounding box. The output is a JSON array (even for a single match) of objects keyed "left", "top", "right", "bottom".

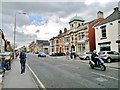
[
  {"left": 101, "top": 65, "right": 106, "bottom": 71},
  {"left": 90, "top": 65, "right": 94, "bottom": 69}
]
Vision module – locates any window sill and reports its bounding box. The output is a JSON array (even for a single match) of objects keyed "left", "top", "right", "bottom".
[{"left": 100, "top": 37, "right": 107, "bottom": 40}]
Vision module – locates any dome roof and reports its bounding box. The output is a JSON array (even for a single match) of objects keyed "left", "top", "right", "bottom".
[{"left": 70, "top": 16, "right": 84, "bottom": 22}]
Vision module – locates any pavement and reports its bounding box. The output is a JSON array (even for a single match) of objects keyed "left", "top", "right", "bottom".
[{"left": 1, "top": 58, "right": 38, "bottom": 89}]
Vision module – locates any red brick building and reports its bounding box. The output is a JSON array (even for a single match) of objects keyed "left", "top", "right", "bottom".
[{"left": 49, "top": 11, "right": 104, "bottom": 54}]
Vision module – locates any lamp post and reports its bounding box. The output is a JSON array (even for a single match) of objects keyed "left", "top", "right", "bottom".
[{"left": 14, "top": 12, "right": 26, "bottom": 58}]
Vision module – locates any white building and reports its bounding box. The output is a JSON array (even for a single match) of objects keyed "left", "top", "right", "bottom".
[
  {"left": 0, "top": 29, "right": 5, "bottom": 52},
  {"left": 95, "top": 7, "right": 120, "bottom": 52}
]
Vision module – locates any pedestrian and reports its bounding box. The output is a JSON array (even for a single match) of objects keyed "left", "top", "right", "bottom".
[
  {"left": 16, "top": 52, "right": 19, "bottom": 58},
  {"left": 0, "top": 55, "right": 6, "bottom": 77},
  {"left": 74, "top": 53, "right": 76, "bottom": 60},
  {"left": 19, "top": 50, "right": 27, "bottom": 74},
  {"left": 70, "top": 50, "right": 73, "bottom": 59},
  {"left": 66, "top": 51, "right": 69, "bottom": 60}
]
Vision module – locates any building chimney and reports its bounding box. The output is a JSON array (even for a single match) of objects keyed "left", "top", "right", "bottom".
[
  {"left": 97, "top": 11, "right": 104, "bottom": 19},
  {"left": 114, "top": 7, "right": 119, "bottom": 11},
  {"left": 59, "top": 30, "right": 62, "bottom": 35},
  {"left": 64, "top": 28, "right": 67, "bottom": 33}
]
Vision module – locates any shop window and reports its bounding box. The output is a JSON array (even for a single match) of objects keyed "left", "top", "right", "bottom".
[{"left": 100, "top": 44, "right": 111, "bottom": 51}]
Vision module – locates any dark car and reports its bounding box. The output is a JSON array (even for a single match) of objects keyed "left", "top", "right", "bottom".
[
  {"left": 35, "top": 51, "right": 39, "bottom": 54},
  {"left": 50, "top": 52, "right": 65, "bottom": 56},
  {"left": 38, "top": 52, "right": 46, "bottom": 57},
  {"left": 55, "top": 52, "right": 65, "bottom": 56}
]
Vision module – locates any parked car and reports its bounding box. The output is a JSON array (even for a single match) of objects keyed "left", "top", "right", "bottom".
[
  {"left": 38, "top": 52, "right": 46, "bottom": 57},
  {"left": 55, "top": 52, "right": 65, "bottom": 56},
  {"left": 98, "top": 51, "right": 120, "bottom": 63},
  {"left": 34, "top": 51, "right": 39, "bottom": 54},
  {"left": 49, "top": 53, "right": 56, "bottom": 56},
  {"left": 79, "top": 52, "right": 93, "bottom": 60},
  {"left": 50, "top": 52, "right": 65, "bottom": 56}
]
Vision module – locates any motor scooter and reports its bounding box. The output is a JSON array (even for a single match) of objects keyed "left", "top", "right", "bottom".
[{"left": 89, "top": 57, "right": 106, "bottom": 71}]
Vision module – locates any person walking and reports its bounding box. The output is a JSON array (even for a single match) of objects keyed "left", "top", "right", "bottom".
[
  {"left": 19, "top": 50, "right": 27, "bottom": 74},
  {"left": 66, "top": 51, "right": 69, "bottom": 60},
  {"left": 0, "top": 55, "right": 6, "bottom": 77},
  {"left": 70, "top": 50, "right": 73, "bottom": 59},
  {"left": 74, "top": 53, "right": 77, "bottom": 60}
]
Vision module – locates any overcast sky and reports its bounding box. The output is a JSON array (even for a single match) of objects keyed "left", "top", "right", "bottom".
[{"left": 0, "top": 0, "right": 119, "bottom": 48}]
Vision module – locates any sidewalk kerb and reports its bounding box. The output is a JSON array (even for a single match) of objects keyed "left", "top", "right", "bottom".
[{"left": 26, "top": 63, "right": 46, "bottom": 90}]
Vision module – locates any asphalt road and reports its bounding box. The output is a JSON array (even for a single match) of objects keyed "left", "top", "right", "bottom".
[{"left": 27, "top": 53, "right": 119, "bottom": 89}]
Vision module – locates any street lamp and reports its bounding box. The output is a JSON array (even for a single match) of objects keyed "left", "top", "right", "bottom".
[{"left": 14, "top": 12, "right": 26, "bottom": 58}]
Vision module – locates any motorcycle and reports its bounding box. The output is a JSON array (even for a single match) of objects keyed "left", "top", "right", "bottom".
[{"left": 89, "top": 57, "right": 106, "bottom": 71}]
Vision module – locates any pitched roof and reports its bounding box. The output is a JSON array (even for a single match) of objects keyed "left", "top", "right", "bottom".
[{"left": 95, "top": 7, "right": 120, "bottom": 26}]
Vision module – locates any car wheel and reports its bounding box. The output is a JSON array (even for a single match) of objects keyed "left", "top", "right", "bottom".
[
  {"left": 86, "top": 56, "right": 90, "bottom": 60},
  {"left": 107, "top": 58, "right": 111, "bottom": 63}
]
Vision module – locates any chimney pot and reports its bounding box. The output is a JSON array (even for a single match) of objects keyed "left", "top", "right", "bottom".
[
  {"left": 114, "top": 7, "right": 119, "bottom": 11},
  {"left": 64, "top": 28, "right": 67, "bottom": 33},
  {"left": 59, "top": 30, "right": 62, "bottom": 34}
]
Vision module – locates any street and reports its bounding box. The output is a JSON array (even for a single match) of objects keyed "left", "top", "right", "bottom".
[
  {"left": 27, "top": 53, "right": 119, "bottom": 88},
  {"left": 1, "top": 2, "right": 120, "bottom": 90}
]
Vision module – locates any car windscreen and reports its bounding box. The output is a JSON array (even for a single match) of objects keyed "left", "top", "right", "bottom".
[{"left": 107, "top": 52, "right": 114, "bottom": 54}]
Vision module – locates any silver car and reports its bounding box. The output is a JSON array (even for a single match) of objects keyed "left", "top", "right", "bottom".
[
  {"left": 99, "top": 51, "right": 120, "bottom": 63},
  {"left": 79, "top": 52, "right": 93, "bottom": 60}
]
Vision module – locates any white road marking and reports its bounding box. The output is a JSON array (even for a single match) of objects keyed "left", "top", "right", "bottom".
[
  {"left": 91, "top": 72, "right": 119, "bottom": 81},
  {"left": 26, "top": 64, "right": 46, "bottom": 90},
  {"left": 108, "top": 67, "right": 119, "bottom": 71},
  {"left": 95, "top": 77, "right": 108, "bottom": 82}
]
